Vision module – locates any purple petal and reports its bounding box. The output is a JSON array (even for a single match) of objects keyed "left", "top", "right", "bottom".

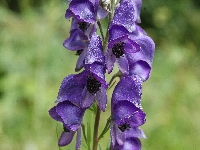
[
  {"left": 106, "top": 48, "right": 116, "bottom": 74},
  {"left": 126, "top": 127, "right": 146, "bottom": 139},
  {"left": 119, "top": 137, "right": 141, "bottom": 150},
  {"left": 96, "top": 86, "right": 107, "bottom": 111},
  {"left": 109, "top": 25, "right": 129, "bottom": 42},
  {"left": 65, "top": 9, "right": 73, "bottom": 19},
  {"left": 111, "top": 75, "right": 142, "bottom": 108},
  {"left": 81, "top": 87, "right": 95, "bottom": 109},
  {"left": 56, "top": 101, "right": 84, "bottom": 131},
  {"left": 116, "top": 55, "right": 129, "bottom": 75},
  {"left": 49, "top": 106, "right": 62, "bottom": 122},
  {"left": 127, "top": 35, "right": 155, "bottom": 81},
  {"left": 56, "top": 74, "right": 85, "bottom": 105},
  {"left": 112, "top": 101, "right": 140, "bottom": 125},
  {"left": 58, "top": 130, "right": 76, "bottom": 147},
  {"left": 75, "top": 49, "right": 87, "bottom": 72},
  {"left": 85, "top": 33, "right": 105, "bottom": 65},
  {"left": 129, "top": 109, "right": 146, "bottom": 127},
  {"left": 68, "top": 0, "right": 96, "bottom": 23},
  {"left": 63, "top": 30, "right": 88, "bottom": 51},
  {"left": 111, "top": 0, "right": 138, "bottom": 32},
  {"left": 110, "top": 121, "right": 117, "bottom": 148},
  {"left": 76, "top": 128, "right": 82, "bottom": 150},
  {"left": 88, "top": 63, "right": 107, "bottom": 87},
  {"left": 97, "top": 6, "right": 108, "bottom": 20},
  {"left": 129, "top": 60, "right": 151, "bottom": 82}
]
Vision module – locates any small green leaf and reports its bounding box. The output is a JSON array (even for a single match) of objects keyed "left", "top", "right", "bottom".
[{"left": 98, "top": 117, "right": 111, "bottom": 140}]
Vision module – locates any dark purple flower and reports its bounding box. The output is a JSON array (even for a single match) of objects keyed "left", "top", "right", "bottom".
[
  {"left": 49, "top": 101, "right": 85, "bottom": 149},
  {"left": 106, "top": 25, "right": 140, "bottom": 74},
  {"left": 110, "top": 101, "right": 146, "bottom": 150},
  {"left": 106, "top": 24, "right": 155, "bottom": 77},
  {"left": 56, "top": 63, "right": 108, "bottom": 111}
]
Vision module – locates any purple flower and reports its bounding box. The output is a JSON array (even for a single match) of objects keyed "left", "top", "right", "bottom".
[
  {"left": 106, "top": 25, "right": 155, "bottom": 77},
  {"left": 110, "top": 75, "right": 146, "bottom": 149},
  {"left": 106, "top": 25, "right": 140, "bottom": 75},
  {"left": 49, "top": 101, "right": 85, "bottom": 149},
  {"left": 56, "top": 63, "right": 108, "bottom": 111},
  {"left": 110, "top": 101, "right": 146, "bottom": 150}
]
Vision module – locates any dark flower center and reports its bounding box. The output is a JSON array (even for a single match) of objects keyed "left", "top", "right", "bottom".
[
  {"left": 78, "top": 22, "right": 90, "bottom": 32},
  {"left": 112, "top": 42, "right": 125, "bottom": 58},
  {"left": 118, "top": 123, "right": 131, "bottom": 132},
  {"left": 75, "top": 49, "right": 83, "bottom": 56},
  {"left": 63, "top": 126, "right": 70, "bottom": 132},
  {"left": 86, "top": 76, "right": 101, "bottom": 95}
]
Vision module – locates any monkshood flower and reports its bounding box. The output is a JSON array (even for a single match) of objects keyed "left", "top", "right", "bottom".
[
  {"left": 56, "top": 63, "right": 108, "bottom": 111},
  {"left": 49, "top": 101, "right": 85, "bottom": 149},
  {"left": 106, "top": 24, "right": 155, "bottom": 76},
  {"left": 110, "top": 101, "right": 146, "bottom": 150},
  {"left": 64, "top": 32, "right": 105, "bottom": 71}
]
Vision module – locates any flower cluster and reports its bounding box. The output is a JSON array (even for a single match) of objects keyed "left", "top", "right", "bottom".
[{"left": 49, "top": 0, "right": 155, "bottom": 150}]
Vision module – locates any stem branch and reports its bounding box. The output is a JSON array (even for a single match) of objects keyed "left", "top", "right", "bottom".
[{"left": 92, "top": 104, "right": 101, "bottom": 150}]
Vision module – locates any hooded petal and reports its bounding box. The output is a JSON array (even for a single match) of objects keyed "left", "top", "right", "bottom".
[
  {"left": 56, "top": 101, "right": 84, "bottom": 131},
  {"left": 56, "top": 74, "right": 85, "bottom": 105},
  {"left": 96, "top": 85, "right": 107, "bottom": 111},
  {"left": 111, "top": 0, "right": 138, "bottom": 32},
  {"left": 111, "top": 75, "right": 142, "bottom": 108},
  {"left": 85, "top": 33, "right": 105, "bottom": 65},
  {"left": 68, "top": 0, "right": 96, "bottom": 23},
  {"left": 58, "top": 130, "right": 76, "bottom": 147}
]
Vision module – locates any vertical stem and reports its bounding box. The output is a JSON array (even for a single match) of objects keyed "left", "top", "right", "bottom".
[{"left": 92, "top": 104, "right": 101, "bottom": 150}]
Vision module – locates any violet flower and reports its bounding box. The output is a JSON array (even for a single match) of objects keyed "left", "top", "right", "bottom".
[
  {"left": 110, "top": 75, "right": 146, "bottom": 149},
  {"left": 49, "top": 101, "right": 85, "bottom": 149},
  {"left": 56, "top": 63, "right": 108, "bottom": 111},
  {"left": 110, "top": 100, "right": 146, "bottom": 150}
]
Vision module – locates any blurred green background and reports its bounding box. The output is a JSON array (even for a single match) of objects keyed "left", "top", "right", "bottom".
[{"left": 0, "top": 0, "right": 200, "bottom": 150}]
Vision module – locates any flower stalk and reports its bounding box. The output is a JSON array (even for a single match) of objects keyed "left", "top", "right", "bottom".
[{"left": 49, "top": 0, "right": 155, "bottom": 149}]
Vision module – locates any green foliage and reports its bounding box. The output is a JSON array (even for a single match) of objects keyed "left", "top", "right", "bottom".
[{"left": 0, "top": 0, "right": 200, "bottom": 150}]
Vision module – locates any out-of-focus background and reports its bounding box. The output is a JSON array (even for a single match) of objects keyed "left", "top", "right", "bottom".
[{"left": 0, "top": 0, "right": 200, "bottom": 150}]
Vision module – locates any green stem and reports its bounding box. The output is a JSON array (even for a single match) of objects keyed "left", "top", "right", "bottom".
[
  {"left": 97, "top": 20, "right": 105, "bottom": 41},
  {"left": 92, "top": 104, "right": 101, "bottom": 150}
]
